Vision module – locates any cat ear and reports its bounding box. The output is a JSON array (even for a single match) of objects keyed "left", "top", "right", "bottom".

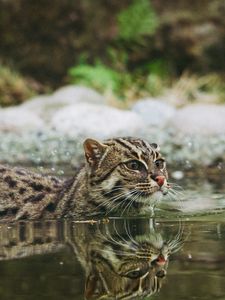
[
  {"left": 83, "top": 138, "right": 107, "bottom": 167},
  {"left": 150, "top": 143, "right": 160, "bottom": 151}
]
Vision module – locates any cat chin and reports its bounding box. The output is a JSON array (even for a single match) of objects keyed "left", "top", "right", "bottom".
[
  {"left": 136, "top": 191, "right": 163, "bottom": 205},
  {"left": 136, "top": 191, "right": 163, "bottom": 216}
]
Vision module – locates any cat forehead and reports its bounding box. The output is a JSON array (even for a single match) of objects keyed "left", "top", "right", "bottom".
[{"left": 104, "top": 137, "right": 161, "bottom": 161}]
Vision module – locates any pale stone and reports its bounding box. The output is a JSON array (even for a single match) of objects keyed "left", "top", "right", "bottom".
[
  {"left": 50, "top": 103, "right": 145, "bottom": 139},
  {"left": 170, "top": 104, "right": 225, "bottom": 136},
  {"left": 22, "top": 85, "right": 105, "bottom": 119},
  {"left": 53, "top": 85, "right": 105, "bottom": 104},
  {"left": 132, "top": 98, "right": 176, "bottom": 127},
  {"left": 0, "top": 107, "right": 45, "bottom": 132},
  {"left": 21, "top": 95, "right": 53, "bottom": 117}
]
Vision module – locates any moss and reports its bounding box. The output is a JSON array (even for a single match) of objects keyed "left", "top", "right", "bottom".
[{"left": 0, "top": 65, "right": 37, "bottom": 107}]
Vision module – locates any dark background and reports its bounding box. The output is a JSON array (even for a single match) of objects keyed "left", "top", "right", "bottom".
[{"left": 0, "top": 0, "right": 224, "bottom": 88}]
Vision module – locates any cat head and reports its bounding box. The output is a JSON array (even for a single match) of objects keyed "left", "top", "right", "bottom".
[
  {"left": 80, "top": 219, "right": 181, "bottom": 300},
  {"left": 85, "top": 258, "right": 167, "bottom": 300},
  {"left": 83, "top": 137, "right": 169, "bottom": 213}
]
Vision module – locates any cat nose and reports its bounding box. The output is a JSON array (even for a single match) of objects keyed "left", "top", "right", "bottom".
[{"left": 153, "top": 175, "right": 165, "bottom": 187}]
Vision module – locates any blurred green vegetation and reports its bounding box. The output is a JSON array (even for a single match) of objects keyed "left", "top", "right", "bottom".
[
  {"left": 117, "top": 0, "right": 158, "bottom": 41},
  {"left": 68, "top": 0, "right": 169, "bottom": 101},
  {"left": 69, "top": 61, "right": 225, "bottom": 105},
  {"left": 69, "top": 59, "right": 168, "bottom": 101},
  {"left": 68, "top": 0, "right": 225, "bottom": 103}
]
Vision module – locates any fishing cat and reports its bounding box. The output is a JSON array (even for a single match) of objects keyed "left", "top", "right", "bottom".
[
  {"left": 72, "top": 219, "right": 181, "bottom": 300},
  {"left": 0, "top": 219, "right": 184, "bottom": 299},
  {"left": 0, "top": 137, "right": 169, "bottom": 221}
]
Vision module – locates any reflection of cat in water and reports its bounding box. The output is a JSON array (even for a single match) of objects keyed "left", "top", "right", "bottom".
[
  {"left": 71, "top": 219, "right": 184, "bottom": 299},
  {"left": 0, "top": 219, "right": 184, "bottom": 299}
]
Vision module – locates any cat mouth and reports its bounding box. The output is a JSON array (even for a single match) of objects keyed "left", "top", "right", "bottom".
[
  {"left": 108, "top": 186, "right": 169, "bottom": 210},
  {"left": 128, "top": 187, "right": 169, "bottom": 207},
  {"left": 136, "top": 186, "right": 168, "bottom": 198}
]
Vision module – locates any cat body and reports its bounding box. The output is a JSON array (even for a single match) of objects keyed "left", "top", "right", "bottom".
[
  {"left": 0, "top": 137, "right": 169, "bottom": 221},
  {"left": 0, "top": 165, "right": 63, "bottom": 220}
]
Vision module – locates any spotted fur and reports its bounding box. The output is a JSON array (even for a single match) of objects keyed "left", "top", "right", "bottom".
[
  {"left": 0, "top": 166, "right": 62, "bottom": 220},
  {"left": 0, "top": 137, "right": 169, "bottom": 220},
  {"left": 56, "top": 137, "right": 169, "bottom": 217},
  {"left": 73, "top": 219, "right": 184, "bottom": 300},
  {"left": 0, "top": 219, "right": 184, "bottom": 299}
]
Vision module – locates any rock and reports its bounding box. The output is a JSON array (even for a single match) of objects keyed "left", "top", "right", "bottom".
[
  {"left": 0, "top": 107, "right": 45, "bottom": 133},
  {"left": 170, "top": 104, "right": 225, "bottom": 136},
  {"left": 21, "top": 95, "right": 53, "bottom": 117},
  {"left": 53, "top": 85, "right": 105, "bottom": 104},
  {"left": 22, "top": 85, "right": 105, "bottom": 119},
  {"left": 50, "top": 103, "right": 145, "bottom": 139},
  {"left": 132, "top": 98, "right": 176, "bottom": 127},
  {"left": 0, "top": 92, "right": 225, "bottom": 168}
]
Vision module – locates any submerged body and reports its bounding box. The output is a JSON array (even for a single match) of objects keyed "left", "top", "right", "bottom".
[{"left": 0, "top": 137, "right": 169, "bottom": 221}]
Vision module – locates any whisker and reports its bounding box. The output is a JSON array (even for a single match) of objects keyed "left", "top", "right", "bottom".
[
  {"left": 93, "top": 189, "right": 130, "bottom": 212},
  {"left": 113, "top": 219, "right": 138, "bottom": 248},
  {"left": 106, "top": 189, "right": 139, "bottom": 215},
  {"left": 99, "top": 249, "right": 137, "bottom": 257},
  {"left": 121, "top": 190, "right": 137, "bottom": 216},
  {"left": 127, "top": 191, "right": 141, "bottom": 215},
  {"left": 99, "top": 224, "right": 133, "bottom": 249},
  {"left": 124, "top": 219, "right": 140, "bottom": 247},
  {"left": 168, "top": 182, "right": 184, "bottom": 191}
]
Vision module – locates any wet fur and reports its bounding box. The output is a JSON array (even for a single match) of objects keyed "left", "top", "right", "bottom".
[{"left": 0, "top": 137, "right": 169, "bottom": 221}]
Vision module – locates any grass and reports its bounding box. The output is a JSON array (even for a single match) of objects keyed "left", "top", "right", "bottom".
[
  {"left": 0, "top": 64, "right": 37, "bottom": 107},
  {"left": 69, "top": 60, "right": 225, "bottom": 108}
]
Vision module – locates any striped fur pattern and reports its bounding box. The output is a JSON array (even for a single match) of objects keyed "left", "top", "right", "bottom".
[
  {"left": 0, "top": 165, "right": 62, "bottom": 221},
  {"left": 73, "top": 219, "right": 184, "bottom": 300},
  {"left": 56, "top": 137, "right": 169, "bottom": 217},
  {"left": 0, "top": 137, "right": 169, "bottom": 220},
  {"left": 0, "top": 219, "right": 184, "bottom": 299}
]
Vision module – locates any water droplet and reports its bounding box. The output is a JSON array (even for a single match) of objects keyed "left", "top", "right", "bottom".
[
  {"left": 185, "top": 160, "right": 192, "bottom": 169},
  {"left": 58, "top": 170, "right": 64, "bottom": 175},
  {"left": 217, "top": 162, "right": 223, "bottom": 170},
  {"left": 51, "top": 150, "right": 57, "bottom": 156},
  {"left": 171, "top": 171, "right": 184, "bottom": 180}
]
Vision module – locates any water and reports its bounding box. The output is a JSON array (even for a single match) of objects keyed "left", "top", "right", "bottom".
[{"left": 0, "top": 171, "right": 224, "bottom": 300}]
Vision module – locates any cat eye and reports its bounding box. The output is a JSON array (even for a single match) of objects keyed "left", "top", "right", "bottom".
[
  {"left": 155, "top": 159, "right": 165, "bottom": 169},
  {"left": 125, "top": 267, "right": 149, "bottom": 279},
  {"left": 126, "top": 270, "right": 142, "bottom": 279},
  {"left": 125, "top": 160, "right": 146, "bottom": 172}
]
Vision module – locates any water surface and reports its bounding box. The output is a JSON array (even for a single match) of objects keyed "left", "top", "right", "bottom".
[{"left": 0, "top": 172, "right": 224, "bottom": 300}]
